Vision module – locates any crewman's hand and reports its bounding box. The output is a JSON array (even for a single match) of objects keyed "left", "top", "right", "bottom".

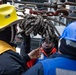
[{"left": 28, "top": 48, "right": 41, "bottom": 59}]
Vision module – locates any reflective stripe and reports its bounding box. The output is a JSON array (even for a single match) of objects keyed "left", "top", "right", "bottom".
[
  {"left": 56, "top": 68, "right": 76, "bottom": 75},
  {"left": 66, "top": 39, "right": 76, "bottom": 48}
]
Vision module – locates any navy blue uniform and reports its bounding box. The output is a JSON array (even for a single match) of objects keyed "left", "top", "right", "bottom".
[
  {"left": 23, "top": 54, "right": 76, "bottom": 75},
  {"left": 0, "top": 50, "right": 25, "bottom": 75},
  {"left": 0, "top": 40, "right": 31, "bottom": 75}
]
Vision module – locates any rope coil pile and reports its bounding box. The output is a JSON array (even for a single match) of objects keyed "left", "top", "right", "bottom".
[{"left": 19, "top": 14, "right": 59, "bottom": 42}]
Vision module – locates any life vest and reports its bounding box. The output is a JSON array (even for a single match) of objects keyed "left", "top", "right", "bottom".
[{"left": 0, "top": 40, "right": 16, "bottom": 54}]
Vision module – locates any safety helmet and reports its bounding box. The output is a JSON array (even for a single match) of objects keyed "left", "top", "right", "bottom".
[
  {"left": 60, "top": 21, "right": 76, "bottom": 41},
  {"left": 0, "top": 4, "right": 23, "bottom": 30}
]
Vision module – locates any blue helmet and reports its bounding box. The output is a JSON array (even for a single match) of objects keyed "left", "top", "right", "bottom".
[{"left": 60, "top": 21, "right": 76, "bottom": 41}]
